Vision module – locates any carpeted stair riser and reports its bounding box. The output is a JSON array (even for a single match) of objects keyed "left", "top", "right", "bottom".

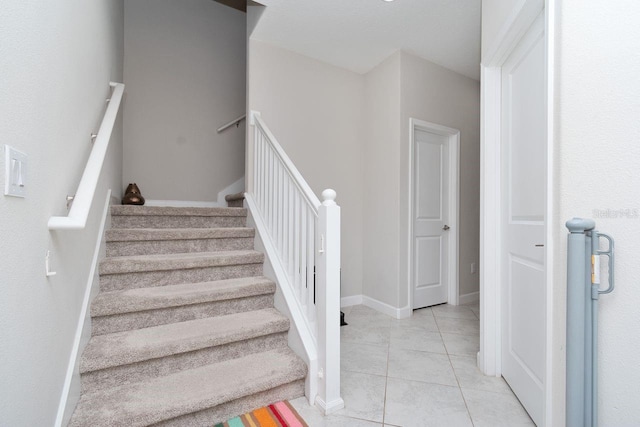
[
  {"left": 81, "top": 309, "right": 290, "bottom": 373},
  {"left": 69, "top": 348, "right": 307, "bottom": 427},
  {"left": 110, "top": 206, "right": 248, "bottom": 230},
  {"left": 91, "top": 277, "right": 277, "bottom": 317},
  {"left": 105, "top": 228, "right": 255, "bottom": 257},
  {"left": 100, "top": 264, "right": 264, "bottom": 292},
  {"left": 69, "top": 206, "right": 307, "bottom": 426},
  {"left": 99, "top": 251, "right": 265, "bottom": 292},
  {"left": 92, "top": 294, "right": 275, "bottom": 335},
  {"left": 81, "top": 332, "right": 289, "bottom": 393},
  {"left": 106, "top": 236, "right": 254, "bottom": 257},
  {"left": 111, "top": 206, "right": 248, "bottom": 217},
  {"left": 111, "top": 215, "right": 247, "bottom": 229},
  {"left": 156, "top": 380, "right": 305, "bottom": 427},
  {"left": 99, "top": 251, "right": 264, "bottom": 275}
]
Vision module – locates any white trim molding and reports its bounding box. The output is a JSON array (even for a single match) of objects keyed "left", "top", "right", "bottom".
[
  {"left": 480, "top": 1, "right": 556, "bottom": 425},
  {"left": 407, "top": 118, "right": 460, "bottom": 310},
  {"left": 340, "top": 295, "right": 363, "bottom": 307},
  {"left": 55, "top": 190, "right": 112, "bottom": 427},
  {"left": 459, "top": 291, "right": 480, "bottom": 306},
  {"left": 216, "top": 176, "right": 245, "bottom": 206},
  {"left": 341, "top": 295, "right": 411, "bottom": 319},
  {"left": 363, "top": 296, "right": 412, "bottom": 319}
]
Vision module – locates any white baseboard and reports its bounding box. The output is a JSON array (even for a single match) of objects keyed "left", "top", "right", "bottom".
[
  {"left": 459, "top": 291, "right": 480, "bottom": 305},
  {"left": 342, "top": 295, "right": 411, "bottom": 319},
  {"left": 216, "top": 176, "right": 245, "bottom": 206},
  {"left": 363, "top": 296, "right": 411, "bottom": 319},
  {"left": 145, "top": 199, "right": 220, "bottom": 208},
  {"left": 145, "top": 177, "right": 245, "bottom": 209},
  {"left": 55, "top": 191, "right": 112, "bottom": 427},
  {"left": 340, "top": 295, "right": 363, "bottom": 307}
]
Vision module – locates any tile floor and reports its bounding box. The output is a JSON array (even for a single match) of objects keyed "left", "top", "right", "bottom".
[{"left": 290, "top": 303, "right": 535, "bottom": 427}]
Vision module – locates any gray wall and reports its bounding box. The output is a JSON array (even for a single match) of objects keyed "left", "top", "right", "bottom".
[
  {"left": 363, "top": 52, "right": 481, "bottom": 309},
  {"left": 362, "top": 53, "right": 403, "bottom": 306},
  {"left": 249, "top": 40, "right": 481, "bottom": 308},
  {"left": 248, "top": 40, "right": 366, "bottom": 300},
  {"left": 123, "top": 0, "right": 246, "bottom": 202},
  {"left": 398, "top": 52, "right": 481, "bottom": 307},
  {"left": 0, "top": 1, "right": 124, "bottom": 425}
]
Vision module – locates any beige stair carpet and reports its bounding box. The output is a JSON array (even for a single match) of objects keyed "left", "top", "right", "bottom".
[{"left": 69, "top": 205, "right": 306, "bottom": 426}]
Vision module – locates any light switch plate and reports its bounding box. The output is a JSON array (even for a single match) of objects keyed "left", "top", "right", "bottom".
[{"left": 4, "top": 145, "right": 27, "bottom": 198}]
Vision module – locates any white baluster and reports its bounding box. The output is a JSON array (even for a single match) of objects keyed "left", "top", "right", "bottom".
[
  {"left": 260, "top": 134, "right": 265, "bottom": 214},
  {"left": 269, "top": 147, "right": 276, "bottom": 235},
  {"left": 307, "top": 207, "right": 317, "bottom": 322},
  {"left": 252, "top": 126, "right": 257, "bottom": 197},
  {"left": 282, "top": 171, "right": 288, "bottom": 260},
  {"left": 300, "top": 203, "right": 308, "bottom": 311},
  {"left": 278, "top": 163, "right": 284, "bottom": 256},
  {"left": 293, "top": 191, "right": 301, "bottom": 299},
  {"left": 288, "top": 181, "right": 295, "bottom": 281}
]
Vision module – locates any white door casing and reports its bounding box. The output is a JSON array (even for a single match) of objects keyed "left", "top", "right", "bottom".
[
  {"left": 500, "top": 13, "right": 546, "bottom": 426},
  {"left": 409, "top": 120, "right": 459, "bottom": 310}
]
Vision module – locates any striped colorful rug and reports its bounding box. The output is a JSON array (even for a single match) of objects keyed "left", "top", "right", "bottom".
[{"left": 215, "top": 401, "right": 308, "bottom": 427}]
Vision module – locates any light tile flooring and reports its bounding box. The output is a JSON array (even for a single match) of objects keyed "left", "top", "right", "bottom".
[{"left": 290, "top": 303, "right": 535, "bottom": 427}]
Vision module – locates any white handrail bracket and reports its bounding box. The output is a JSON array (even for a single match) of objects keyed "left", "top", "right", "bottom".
[{"left": 48, "top": 82, "right": 124, "bottom": 231}]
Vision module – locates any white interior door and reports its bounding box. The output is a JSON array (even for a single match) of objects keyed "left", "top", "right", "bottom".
[
  {"left": 412, "top": 129, "right": 449, "bottom": 309},
  {"left": 500, "top": 14, "right": 546, "bottom": 426}
]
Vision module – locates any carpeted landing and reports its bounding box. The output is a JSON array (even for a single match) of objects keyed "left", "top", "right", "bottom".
[{"left": 68, "top": 205, "right": 307, "bottom": 426}]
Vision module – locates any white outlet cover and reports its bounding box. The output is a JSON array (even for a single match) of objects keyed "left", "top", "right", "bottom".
[{"left": 4, "top": 145, "right": 27, "bottom": 198}]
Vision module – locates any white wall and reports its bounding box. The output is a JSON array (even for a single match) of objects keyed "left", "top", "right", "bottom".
[
  {"left": 123, "top": 0, "right": 246, "bottom": 203},
  {"left": 556, "top": 1, "right": 640, "bottom": 424},
  {"left": 482, "top": 0, "right": 640, "bottom": 424},
  {"left": 362, "top": 53, "right": 402, "bottom": 307},
  {"left": 481, "top": 0, "right": 524, "bottom": 59},
  {"left": 481, "top": 0, "right": 543, "bottom": 61},
  {"left": 0, "top": 1, "right": 124, "bottom": 425},
  {"left": 248, "top": 40, "right": 365, "bottom": 300},
  {"left": 399, "top": 52, "right": 481, "bottom": 307}
]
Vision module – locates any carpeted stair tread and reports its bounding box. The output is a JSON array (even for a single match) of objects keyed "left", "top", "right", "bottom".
[
  {"left": 224, "top": 192, "right": 245, "bottom": 202},
  {"left": 106, "top": 227, "right": 255, "bottom": 242},
  {"left": 91, "top": 276, "right": 275, "bottom": 317},
  {"left": 111, "top": 205, "right": 247, "bottom": 217},
  {"left": 99, "top": 250, "right": 264, "bottom": 275},
  {"left": 80, "top": 308, "right": 289, "bottom": 373},
  {"left": 69, "top": 347, "right": 306, "bottom": 427}
]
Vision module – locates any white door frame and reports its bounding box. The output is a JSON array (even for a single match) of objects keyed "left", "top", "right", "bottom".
[
  {"left": 408, "top": 118, "right": 460, "bottom": 309},
  {"left": 479, "top": 1, "right": 556, "bottom": 425}
]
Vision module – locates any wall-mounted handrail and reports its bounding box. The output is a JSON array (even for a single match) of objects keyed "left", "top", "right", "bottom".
[
  {"left": 246, "top": 110, "right": 343, "bottom": 414},
  {"left": 217, "top": 114, "right": 246, "bottom": 133},
  {"left": 48, "top": 82, "right": 125, "bottom": 231}
]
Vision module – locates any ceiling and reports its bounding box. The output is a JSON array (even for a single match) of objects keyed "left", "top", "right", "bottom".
[{"left": 251, "top": 0, "right": 481, "bottom": 80}]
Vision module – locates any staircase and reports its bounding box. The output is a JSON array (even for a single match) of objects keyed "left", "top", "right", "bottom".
[{"left": 69, "top": 205, "right": 307, "bottom": 426}]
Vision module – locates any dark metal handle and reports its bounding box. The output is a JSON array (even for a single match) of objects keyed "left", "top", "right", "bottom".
[{"left": 443, "top": 225, "right": 450, "bottom": 231}]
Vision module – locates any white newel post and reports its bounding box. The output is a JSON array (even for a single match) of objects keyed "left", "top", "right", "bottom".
[{"left": 315, "top": 189, "right": 344, "bottom": 414}]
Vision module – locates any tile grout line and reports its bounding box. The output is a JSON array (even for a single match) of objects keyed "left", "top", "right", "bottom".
[
  {"left": 381, "top": 317, "right": 392, "bottom": 426},
  {"left": 435, "top": 312, "right": 477, "bottom": 427}
]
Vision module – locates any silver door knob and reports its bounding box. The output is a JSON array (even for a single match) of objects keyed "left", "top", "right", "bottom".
[{"left": 443, "top": 225, "right": 450, "bottom": 231}]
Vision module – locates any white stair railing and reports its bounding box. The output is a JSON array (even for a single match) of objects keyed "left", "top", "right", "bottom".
[{"left": 245, "top": 111, "right": 344, "bottom": 414}]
